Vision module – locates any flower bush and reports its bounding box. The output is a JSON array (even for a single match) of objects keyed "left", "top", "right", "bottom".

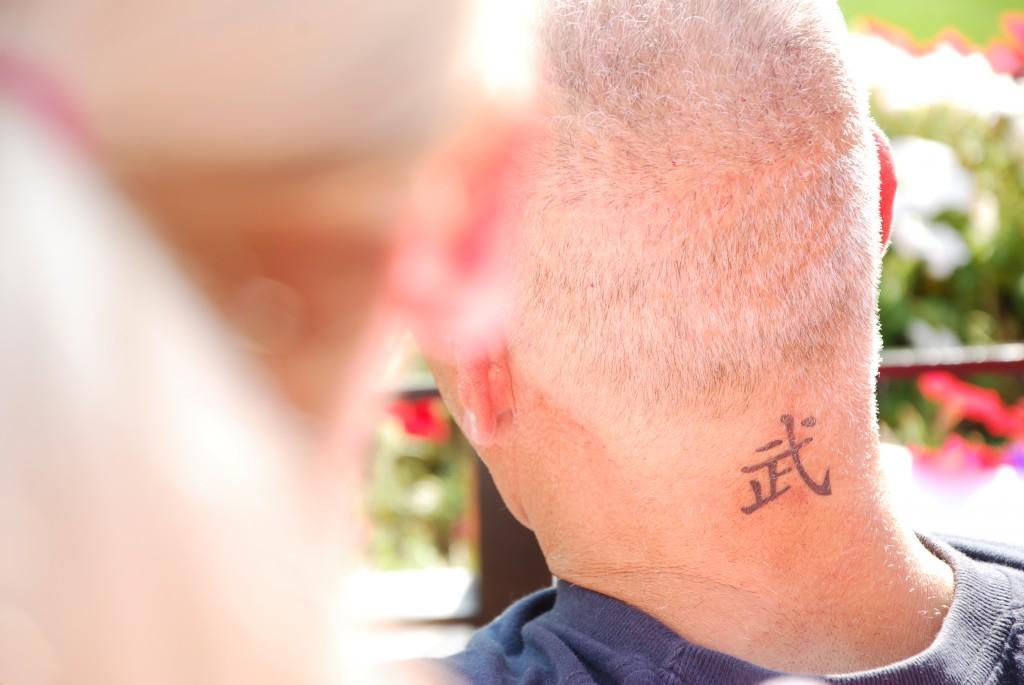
[
  {"left": 910, "top": 372, "right": 1024, "bottom": 474},
  {"left": 364, "top": 397, "right": 477, "bottom": 570},
  {"left": 855, "top": 18, "right": 1024, "bottom": 473}
]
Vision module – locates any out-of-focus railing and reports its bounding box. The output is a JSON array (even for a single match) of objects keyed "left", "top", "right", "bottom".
[{"left": 879, "top": 344, "right": 1024, "bottom": 379}]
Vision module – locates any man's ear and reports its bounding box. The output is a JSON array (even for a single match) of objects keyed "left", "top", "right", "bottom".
[
  {"left": 872, "top": 126, "right": 897, "bottom": 252},
  {"left": 454, "top": 338, "right": 514, "bottom": 446}
]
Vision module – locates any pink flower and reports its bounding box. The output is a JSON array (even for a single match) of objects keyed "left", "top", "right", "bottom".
[
  {"left": 934, "top": 27, "right": 975, "bottom": 56},
  {"left": 1006, "top": 443, "right": 1024, "bottom": 471},
  {"left": 865, "top": 12, "right": 1024, "bottom": 78},
  {"left": 865, "top": 19, "right": 929, "bottom": 55},
  {"left": 912, "top": 434, "right": 1003, "bottom": 473},
  {"left": 1001, "top": 13, "right": 1024, "bottom": 58},
  {"left": 985, "top": 40, "right": 1024, "bottom": 77}
]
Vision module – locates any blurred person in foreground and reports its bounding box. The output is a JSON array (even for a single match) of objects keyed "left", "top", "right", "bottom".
[
  {"left": 0, "top": 1, "right": 532, "bottom": 683},
  {"left": 422, "top": 1, "right": 1024, "bottom": 683}
]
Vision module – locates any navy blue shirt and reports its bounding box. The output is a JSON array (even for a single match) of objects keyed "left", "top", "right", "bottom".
[{"left": 437, "top": 536, "right": 1024, "bottom": 684}]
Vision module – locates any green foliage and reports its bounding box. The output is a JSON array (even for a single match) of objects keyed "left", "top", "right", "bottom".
[
  {"left": 364, "top": 407, "right": 477, "bottom": 570},
  {"left": 877, "top": 108, "right": 1024, "bottom": 347},
  {"left": 874, "top": 101, "right": 1024, "bottom": 447}
]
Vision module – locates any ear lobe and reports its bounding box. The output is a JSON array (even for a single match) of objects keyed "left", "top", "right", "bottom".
[
  {"left": 872, "top": 126, "right": 897, "bottom": 252},
  {"left": 457, "top": 355, "right": 495, "bottom": 445},
  {"left": 455, "top": 342, "right": 514, "bottom": 446}
]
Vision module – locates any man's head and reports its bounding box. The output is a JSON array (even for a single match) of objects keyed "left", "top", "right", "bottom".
[{"left": 427, "top": 0, "right": 895, "bottom": 546}]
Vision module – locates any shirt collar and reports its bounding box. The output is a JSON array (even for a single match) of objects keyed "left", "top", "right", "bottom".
[{"left": 551, "top": 535, "right": 1017, "bottom": 684}]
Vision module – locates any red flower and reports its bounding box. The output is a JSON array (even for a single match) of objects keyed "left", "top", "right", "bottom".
[
  {"left": 388, "top": 398, "right": 451, "bottom": 443},
  {"left": 918, "top": 371, "right": 1024, "bottom": 438}
]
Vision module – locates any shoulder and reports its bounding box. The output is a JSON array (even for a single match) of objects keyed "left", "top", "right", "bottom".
[
  {"left": 429, "top": 580, "right": 686, "bottom": 685},
  {"left": 942, "top": 535, "right": 1024, "bottom": 572},
  {"left": 431, "top": 587, "right": 593, "bottom": 685},
  {"left": 940, "top": 535, "right": 1024, "bottom": 683},
  {"left": 943, "top": 533, "right": 1024, "bottom": 608}
]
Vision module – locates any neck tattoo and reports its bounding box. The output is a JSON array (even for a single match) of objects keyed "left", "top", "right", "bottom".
[{"left": 739, "top": 414, "right": 831, "bottom": 515}]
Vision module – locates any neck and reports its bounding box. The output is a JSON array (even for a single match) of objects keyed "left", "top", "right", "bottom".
[{"left": 538, "top": 392, "right": 954, "bottom": 675}]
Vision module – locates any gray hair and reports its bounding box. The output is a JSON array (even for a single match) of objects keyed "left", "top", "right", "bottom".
[{"left": 509, "top": 0, "right": 882, "bottom": 432}]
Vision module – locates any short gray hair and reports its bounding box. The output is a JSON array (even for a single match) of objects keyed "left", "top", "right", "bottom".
[{"left": 509, "top": 0, "right": 882, "bottom": 431}]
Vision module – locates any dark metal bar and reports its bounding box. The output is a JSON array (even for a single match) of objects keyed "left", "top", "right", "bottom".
[
  {"left": 397, "top": 345, "right": 1024, "bottom": 400},
  {"left": 879, "top": 344, "right": 1024, "bottom": 379},
  {"left": 393, "top": 375, "right": 446, "bottom": 401}
]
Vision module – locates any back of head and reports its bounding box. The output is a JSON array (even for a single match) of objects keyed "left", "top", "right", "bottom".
[{"left": 511, "top": 0, "right": 881, "bottom": 441}]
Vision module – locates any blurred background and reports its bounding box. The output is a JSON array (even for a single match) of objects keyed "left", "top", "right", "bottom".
[{"left": 356, "top": 0, "right": 1024, "bottom": 662}]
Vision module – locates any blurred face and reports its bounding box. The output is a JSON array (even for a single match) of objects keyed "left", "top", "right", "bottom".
[
  {"left": 1, "top": 0, "right": 540, "bottom": 422},
  {"left": 120, "top": 148, "right": 425, "bottom": 417},
  {"left": 2, "top": 0, "right": 468, "bottom": 173}
]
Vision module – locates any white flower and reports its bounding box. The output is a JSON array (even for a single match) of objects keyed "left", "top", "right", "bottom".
[
  {"left": 890, "top": 137, "right": 974, "bottom": 216},
  {"left": 849, "top": 34, "right": 1024, "bottom": 120},
  {"left": 970, "top": 189, "right": 1001, "bottom": 250},
  {"left": 891, "top": 214, "right": 971, "bottom": 279},
  {"left": 1009, "top": 115, "right": 1024, "bottom": 159},
  {"left": 886, "top": 137, "right": 974, "bottom": 279},
  {"left": 906, "top": 319, "right": 962, "bottom": 348},
  {"left": 410, "top": 476, "right": 445, "bottom": 516}
]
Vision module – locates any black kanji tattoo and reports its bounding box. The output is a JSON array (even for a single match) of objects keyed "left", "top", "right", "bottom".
[{"left": 740, "top": 414, "right": 831, "bottom": 515}]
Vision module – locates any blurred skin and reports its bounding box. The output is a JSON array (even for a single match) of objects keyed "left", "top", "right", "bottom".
[
  {"left": 0, "top": 0, "right": 526, "bottom": 423},
  {"left": 0, "top": 2, "right": 535, "bottom": 684},
  {"left": 2, "top": 1, "right": 465, "bottom": 167}
]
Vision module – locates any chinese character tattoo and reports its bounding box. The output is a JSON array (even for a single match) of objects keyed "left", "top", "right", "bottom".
[{"left": 739, "top": 414, "right": 831, "bottom": 515}]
